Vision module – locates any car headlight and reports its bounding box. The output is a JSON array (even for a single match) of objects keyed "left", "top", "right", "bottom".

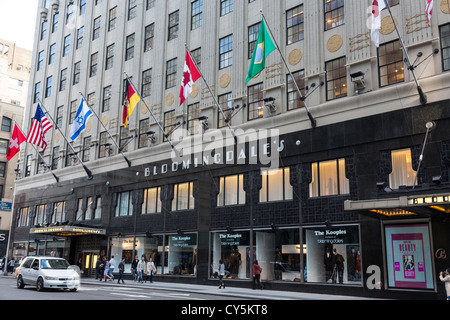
[{"left": 45, "top": 276, "right": 58, "bottom": 280}]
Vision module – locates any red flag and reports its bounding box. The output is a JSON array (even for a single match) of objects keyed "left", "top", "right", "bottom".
[
  {"left": 7, "top": 124, "right": 27, "bottom": 161},
  {"left": 179, "top": 51, "right": 201, "bottom": 106}
]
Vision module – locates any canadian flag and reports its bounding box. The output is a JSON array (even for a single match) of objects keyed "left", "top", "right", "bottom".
[
  {"left": 426, "top": 0, "right": 434, "bottom": 25},
  {"left": 7, "top": 124, "right": 27, "bottom": 161},
  {"left": 179, "top": 50, "right": 201, "bottom": 106}
]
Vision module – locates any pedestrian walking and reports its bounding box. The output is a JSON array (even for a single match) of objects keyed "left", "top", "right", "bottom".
[
  {"left": 109, "top": 256, "right": 115, "bottom": 280},
  {"left": 146, "top": 257, "right": 156, "bottom": 283},
  {"left": 137, "top": 256, "right": 147, "bottom": 283},
  {"left": 252, "top": 260, "right": 263, "bottom": 290},
  {"left": 218, "top": 259, "right": 225, "bottom": 289},
  {"left": 96, "top": 257, "right": 103, "bottom": 280},
  {"left": 440, "top": 268, "right": 450, "bottom": 300},
  {"left": 9, "top": 258, "right": 15, "bottom": 274},
  {"left": 131, "top": 255, "right": 139, "bottom": 282},
  {"left": 104, "top": 258, "right": 112, "bottom": 281},
  {"left": 117, "top": 258, "right": 125, "bottom": 284}
]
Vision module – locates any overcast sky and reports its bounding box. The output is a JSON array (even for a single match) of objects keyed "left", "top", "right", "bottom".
[{"left": 0, "top": 0, "right": 38, "bottom": 50}]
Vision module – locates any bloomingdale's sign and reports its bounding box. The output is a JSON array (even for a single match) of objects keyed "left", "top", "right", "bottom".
[{"left": 143, "top": 128, "right": 289, "bottom": 177}]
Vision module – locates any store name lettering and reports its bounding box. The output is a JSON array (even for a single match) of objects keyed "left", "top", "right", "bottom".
[
  {"left": 144, "top": 129, "right": 286, "bottom": 177},
  {"left": 0, "top": 234, "right": 5, "bottom": 242},
  {"left": 409, "top": 195, "right": 450, "bottom": 205},
  {"left": 314, "top": 229, "right": 347, "bottom": 236},
  {"left": 314, "top": 229, "right": 347, "bottom": 244}
]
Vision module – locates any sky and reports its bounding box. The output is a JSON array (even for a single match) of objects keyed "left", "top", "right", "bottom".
[{"left": 0, "top": 0, "right": 38, "bottom": 50}]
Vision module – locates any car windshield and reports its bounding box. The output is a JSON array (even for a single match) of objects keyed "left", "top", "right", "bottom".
[{"left": 40, "top": 259, "right": 71, "bottom": 270}]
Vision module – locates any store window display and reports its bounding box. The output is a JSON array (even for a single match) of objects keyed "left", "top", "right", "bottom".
[
  {"left": 164, "top": 234, "right": 197, "bottom": 276},
  {"left": 303, "top": 225, "right": 361, "bottom": 284}
]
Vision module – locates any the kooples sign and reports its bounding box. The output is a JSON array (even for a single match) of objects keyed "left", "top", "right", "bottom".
[{"left": 143, "top": 128, "right": 289, "bottom": 177}]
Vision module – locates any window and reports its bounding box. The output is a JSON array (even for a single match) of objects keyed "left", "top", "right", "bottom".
[
  {"left": 0, "top": 139, "right": 8, "bottom": 154},
  {"left": 45, "top": 76, "right": 52, "bottom": 98},
  {"left": 66, "top": 3, "right": 74, "bottom": 25},
  {"left": 49, "top": 43, "right": 56, "bottom": 64},
  {"left": 82, "top": 136, "right": 91, "bottom": 162},
  {"left": 172, "top": 182, "right": 195, "bottom": 211},
  {"left": 34, "top": 82, "right": 41, "bottom": 103},
  {"left": 324, "top": 0, "right": 344, "bottom": 30},
  {"left": 59, "top": 69, "right": 67, "bottom": 91},
  {"left": 34, "top": 204, "right": 46, "bottom": 226},
  {"left": 220, "top": 0, "right": 233, "bottom": 16},
  {"left": 126, "top": 34, "right": 135, "bottom": 61},
  {"left": 109, "top": 7, "right": 117, "bottom": 31},
  {"left": 1, "top": 117, "right": 12, "bottom": 132},
  {"left": 168, "top": 11, "right": 179, "bottom": 41},
  {"left": 191, "top": 0, "right": 203, "bottom": 30},
  {"left": 0, "top": 162, "right": 5, "bottom": 177},
  {"left": 247, "top": 83, "right": 264, "bottom": 121},
  {"left": 101, "top": 86, "right": 111, "bottom": 112},
  {"left": 219, "top": 35, "right": 233, "bottom": 69},
  {"left": 106, "top": 44, "right": 115, "bottom": 70},
  {"left": 142, "top": 69, "right": 152, "bottom": 97},
  {"left": 51, "top": 146, "right": 59, "bottom": 170},
  {"left": 378, "top": 40, "right": 404, "bottom": 87},
  {"left": 73, "top": 61, "right": 81, "bottom": 85},
  {"left": 76, "top": 26, "right": 84, "bottom": 49},
  {"left": 286, "top": 5, "right": 304, "bottom": 45},
  {"left": 128, "top": 0, "right": 137, "bottom": 20},
  {"left": 217, "top": 174, "right": 245, "bottom": 206},
  {"left": 260, "top": 168, "right": 293, "bottom": 202},
  {"left": 166, "top": 58, "right": 177, "bottom": 89},
  {"left": 115, "top": 191, "right": 134, "bottom": 217},
  {"left": 287, "top": 70, "right": 306, "bottom": 111},
  {"left": 76, "top": 198, "right": 84, "bottom": 221},
  {"left": 187, "top": 103, "right": 200, "bottom": 135},
  {"left": 144, "top": 24, "right": 155, "bottom": 52},
  {"left": 218, "top": 92, "right": 233, "bottom": 128},
  {"left": 142, "top": 187, "right": 162, "bottom": 214},
  {"left": 119, "top": 126, "right": 130, "bottom": 153},
  {"left": 390, "top": 149, "right": 416, "bottom": 189},
  {"left": 17, "top": 207, "right": 29, "bottom": 227},
  {"left": 37, "top": 51, "right": 44, "bottom": 71},
  {"left": 63, "top": 35, "right": 71, "bottom": 57},
  {"left": 93, "top": 17, "right": 101, "bottom": 40},
  {"left": 326, "top": 57, "right": 347, "bottom": 100},
  {"left": 248, "top": 23, "right": 260, "bottom": 59},
  {"left": 310, "top": 158, "right": 349, "bottom": 197},
  {"left": 56, "top": 106, "right": 64, "bottom": 128},
  {"left": 90, "top": 52, "right": 98, "bottom": 77},
  {"left": 98, "top": 131, "right": 108, "bottom": 158},
  {"left": 52, "top": 202, "right": 66, "bottom": 224},
  {"left": 41, "top": 20, "right": 47, "bottom": 40},
  {"left": 139, "top": 119, "right": 150, "bottom": 148},
  {"left": 440, "top": 23, "right": 450, "bottom": 71},
  {"left": 164, "top": 110, "right": 176, "bottom": 141}
]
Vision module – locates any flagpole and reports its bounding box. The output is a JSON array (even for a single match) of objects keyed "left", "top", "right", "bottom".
[
  {"left": 38, "top": 99, "right": 93, "bottom": 180},
  {"left": 260, "top": 11, "right": 317, "bottom": 128},
  {"left": 123, "top": 72, "right": 180, "bottom": 156},
  {"left": 79, "top": 92, "right": 132, "bottom": 167},
  {"left": 15, "top": 122, "right": 59, "bottom": 183},
  {"left": 185, "top": 44, "right": 238, "bottom": 145},
  {"left": 383, "top": 0, "right": 427, "bottom": 105}
]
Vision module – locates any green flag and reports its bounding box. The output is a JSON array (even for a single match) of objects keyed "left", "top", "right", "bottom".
[{"left": 245, "top": 18, "right": 277, "bottom": 85}]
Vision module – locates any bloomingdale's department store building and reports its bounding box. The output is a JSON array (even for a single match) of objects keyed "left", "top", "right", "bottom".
[{"left": 8, "top": 0, "right": 450, "bottom": 299}]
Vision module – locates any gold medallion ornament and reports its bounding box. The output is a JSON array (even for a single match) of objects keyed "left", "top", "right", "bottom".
[
  {"left": 441, "top": 0, "right": 450, "bottom": 14},
  {"left": 102, "top": 115, "right": 108, "bottom": 127},
  {"left": 219, "top": 74, "right": 231, "bottom": 89},
  {"left": 380, "top": 16, "right": 398, "bottom": 35},
  {"left": 288, "top": 49, "right": 303, "bottom": 66},
  {"left": 190, "top": 84, "right": 200, "bottom": 97},
  {"left": 327, "top": 34, "right": 343, "bottom": 53},
  {"left": 166, "top": 93, "right": 174, "bottom": 106}
]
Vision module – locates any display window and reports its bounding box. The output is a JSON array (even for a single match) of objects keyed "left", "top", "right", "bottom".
[
  {"left": 211, "top": 231, "right": 251, "bottom": 280},
  {"left": 254, "top": 229, "right": 301, "bottom": 282},
  {"left": 110, "top": 235, "right": 163, "bottom": 274},
  {"left": 164, "top": 233, "right": 197, "bottom": 276},
  {"left": 303, "top": 225, "right": 362, "bottom": 285},
  {"left": 384, "top": 224, "right": 434, "bottom": 290}
]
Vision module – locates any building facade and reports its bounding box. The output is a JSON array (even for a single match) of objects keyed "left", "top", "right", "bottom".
[
  {"left": 9, "top": 0, "right": 450, "bottom": 298},
  {"left": 0, "top": 38, "right": 31, "bottom": 256}
]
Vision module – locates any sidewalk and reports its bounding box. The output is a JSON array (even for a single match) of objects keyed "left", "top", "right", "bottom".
[{"left": 80, "top": 277, "right": 377, "bottom": 300}]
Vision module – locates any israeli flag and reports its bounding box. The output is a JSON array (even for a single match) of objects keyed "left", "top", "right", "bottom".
[{"left": 70, "top": 97, "right": 93, "bottom": 141}]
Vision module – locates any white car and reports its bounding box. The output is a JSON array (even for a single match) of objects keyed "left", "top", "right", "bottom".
[{"left": 16, "top": 257, "right": 80, "bottom": 292}]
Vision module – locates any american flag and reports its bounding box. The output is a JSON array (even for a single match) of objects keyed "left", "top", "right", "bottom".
[{"left": 27, "top": 104, "right": 53, "bottom": 151}]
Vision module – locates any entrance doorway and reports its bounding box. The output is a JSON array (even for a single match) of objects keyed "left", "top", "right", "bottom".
[{"left": 79, "top": 252, "right": 100, "bottom": 278}]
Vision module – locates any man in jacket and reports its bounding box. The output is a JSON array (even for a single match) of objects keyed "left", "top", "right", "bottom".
[{"left": 117, "top": 258, "right": 125, "bottom": 284}]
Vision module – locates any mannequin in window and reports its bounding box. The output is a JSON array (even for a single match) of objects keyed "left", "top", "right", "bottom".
[{"left": 229, "top": 247, "right": 241, "bottom": 278}]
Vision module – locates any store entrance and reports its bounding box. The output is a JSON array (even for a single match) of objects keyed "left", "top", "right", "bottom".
[{"left": 78, "top": 252, "right": 100, "bottom": 278}]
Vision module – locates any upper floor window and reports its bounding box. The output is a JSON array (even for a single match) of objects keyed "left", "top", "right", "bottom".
[
  {"left": 378, "top": 40, "right": 404, "bottom": 87},
  {"left": 260, "top": 168, "right": 293, "bottom": 202},
  {"left": 217, "top": 174, "right": 245, "bottom": 207},
  {"left": 390, "top": 149, "right": 416, "bottom": 189},
  {"left": 325, "top": 57, "right": 347, "bottom": 101},
  {"left": 310, "top": 158, "right": 349, "bottom": 197},
  {"left": 220, "top": 0, "right": 233, "bottom": 16},
  {"left": 115, "top": 191, "right": 134, "bottom": 217},
  {"left": 142, "top": 187, "right": 162, "bottom": 214},
  {"left": 439, "top": 23, "right": 450, "bottom": 71},
  {"left": 286, "top": 5, "right": 304, "bottom": 45},
  {"left": 324, "top": 0, "right": 344, "bottom": 30},
  {"left": 172, "top": 182, "right": 195, "bottom": 211}
]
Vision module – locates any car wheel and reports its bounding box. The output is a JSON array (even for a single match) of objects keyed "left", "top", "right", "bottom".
[
  {"left": 36, "top": 277, "right": 45, "bottom": 292},
  {"left": 70, "top": 288, "right": 78, "bottom": 292},
  {"left": 17, "top": 276, "right": 25, "bottom": 289}
]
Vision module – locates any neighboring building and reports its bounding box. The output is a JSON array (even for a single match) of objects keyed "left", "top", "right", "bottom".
[
  {"left": 0, "top": 39, "right": 31, "bottom": 256},
  {"left": 9, "top": 0, "right": 450, "bottom": 299}
]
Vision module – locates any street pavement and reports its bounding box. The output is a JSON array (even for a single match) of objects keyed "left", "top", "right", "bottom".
[{"left": 80, "top": 276, "right": 377, "bottom": 300}]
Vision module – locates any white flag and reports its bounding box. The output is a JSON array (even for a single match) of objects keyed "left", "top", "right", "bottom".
[
  {"left": 70, "top": 97, "right": 93, "bottom": 141},
  {"left": 371, "top": 0, "right": 386, "bottom": 48}
]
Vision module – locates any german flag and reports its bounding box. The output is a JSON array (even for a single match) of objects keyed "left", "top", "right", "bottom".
[{"left": 122, "top": 79, "right": 141, "bottom": 127}]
